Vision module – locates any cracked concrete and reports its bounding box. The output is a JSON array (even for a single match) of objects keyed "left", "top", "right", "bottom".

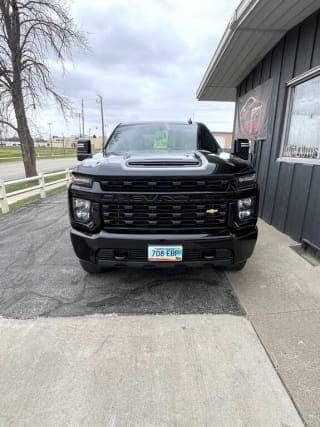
[{"left": 0, "top": 193, "right": 243, "bottom": 318}]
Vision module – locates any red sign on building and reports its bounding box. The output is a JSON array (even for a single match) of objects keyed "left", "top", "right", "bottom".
[{"left": 234, "top": 78, "right": 274, "bottom": 140}]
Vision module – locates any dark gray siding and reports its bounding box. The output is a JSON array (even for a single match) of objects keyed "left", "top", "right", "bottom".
[{"left": 238, "top": 10, "right": 320, "bottom": 248}]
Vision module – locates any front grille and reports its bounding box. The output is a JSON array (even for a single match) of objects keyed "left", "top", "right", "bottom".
[
  {"left": 102, "top": 201, "right": 228, "bottom": 233},
  {"left": 100, "top": 177, "right": 232, "bottom": 192}
]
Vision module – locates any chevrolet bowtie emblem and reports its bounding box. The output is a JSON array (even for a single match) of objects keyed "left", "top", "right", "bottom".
[{"left": 206, "top": 208, "right": 219, "bottom": 214}]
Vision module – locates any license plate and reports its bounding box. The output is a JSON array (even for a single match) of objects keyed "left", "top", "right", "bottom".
[{"left": 148, "top": 245, "right": 183, "bottom": 262}]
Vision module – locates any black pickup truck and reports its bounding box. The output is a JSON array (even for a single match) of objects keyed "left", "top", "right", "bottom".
[{"left": 69, "top": 122, "right": 258, "bottom": 273}]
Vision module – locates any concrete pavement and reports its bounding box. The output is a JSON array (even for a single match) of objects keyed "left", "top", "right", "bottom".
[
  {"left": 227, "top": 221, "right": 320, "bottom": 426},
  {"left": 0, "top": 315, "right": 303, "bottom": 426},
  {"left": 0, "top": 157, "right": 78, "bottom": 180}
]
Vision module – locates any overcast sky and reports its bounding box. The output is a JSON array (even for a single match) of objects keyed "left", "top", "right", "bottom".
[{"left": 35, "top": 0, "right": 239, "bottom": 139}]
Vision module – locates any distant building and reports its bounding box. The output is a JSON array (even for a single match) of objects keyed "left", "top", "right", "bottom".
[
  {"left": 47, "top": 136, "right": 105, "bottom": 150},
  {"left": 212, "top": 131, "right": 233, "bottom": 150},
  {"left": 2, "top": 139, "right": 20, "bottom": 147}
]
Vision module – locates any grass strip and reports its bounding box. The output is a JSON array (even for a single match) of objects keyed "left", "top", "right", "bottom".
[
  {"left": 0, "top": 185, "right": 67, "bottom": 217},
  {"left": 0, "top": 146, "right": 100, "bottom": 162}
]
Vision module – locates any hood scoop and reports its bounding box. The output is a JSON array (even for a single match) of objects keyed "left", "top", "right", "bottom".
[{"left": 127, "top": 153, "right": 202, "bottom": 167}]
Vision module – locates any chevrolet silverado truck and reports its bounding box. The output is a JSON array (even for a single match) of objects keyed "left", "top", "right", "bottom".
[{"left": 69, "top": 122, "right": 258, "bottom": 273}]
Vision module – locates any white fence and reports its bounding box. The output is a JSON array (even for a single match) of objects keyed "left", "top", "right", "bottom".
[{"left": 0, "top": 169, "right": 72, "bottom": 214}]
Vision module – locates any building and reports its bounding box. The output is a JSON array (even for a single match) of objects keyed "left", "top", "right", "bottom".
[
  {"left": 212, "top": 131, "right": 233, "bottom": 150},
  {"left": 197, "top": 0, "right": 320, "bottom": 252},
  {"left": 1, "top": 139, "right": 20, "bottom": 147},
  {"left": 46, "top": 136, "right": 104, "bottom": 150}
]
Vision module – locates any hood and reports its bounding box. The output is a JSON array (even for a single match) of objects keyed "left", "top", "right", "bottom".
[{"left": 74, "top": 150, "right": 254, "bottom": 177}]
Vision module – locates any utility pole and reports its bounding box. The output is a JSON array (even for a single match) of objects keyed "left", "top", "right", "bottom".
[
  {"left": 97, "top": 95, "right": 105, "bottom": 147},
  {"left": 48, "top": 122, "right": 52, "bottom": 151},
  {"left": 81, "top": 99, "right": 85, "bottom": 137},
  {"left": 77, "top": 113, "right": 81, "bottom": 137}
]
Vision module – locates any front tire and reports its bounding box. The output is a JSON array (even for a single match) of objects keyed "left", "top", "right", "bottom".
[{"left": 79, "top": 259, "right": 104, "bottom": 274}]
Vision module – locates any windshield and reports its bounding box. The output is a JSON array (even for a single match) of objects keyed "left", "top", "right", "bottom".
[{"left": 105, "top": 123, "right": 199, "bottom": 154}]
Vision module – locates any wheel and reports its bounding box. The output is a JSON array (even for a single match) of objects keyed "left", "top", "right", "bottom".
[
  {"left": 225, "top": 261, "right": 247, "bottom": 271},
  {"left": 79, "top": 259, "right": 104, "bottom": 274}
]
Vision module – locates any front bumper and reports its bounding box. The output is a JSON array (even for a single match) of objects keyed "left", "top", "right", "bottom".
[{"left": 70, "top": 227, "right": 258, "bottom": 268}]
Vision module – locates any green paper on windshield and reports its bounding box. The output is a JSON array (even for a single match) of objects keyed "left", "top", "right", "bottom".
[{"left": 153, "top": 130, "right": 169, "bottom": 149}]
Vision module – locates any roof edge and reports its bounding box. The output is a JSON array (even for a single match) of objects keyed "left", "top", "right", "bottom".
[{"left": 197, "top": 0, "right": 259, "bottom": 100}]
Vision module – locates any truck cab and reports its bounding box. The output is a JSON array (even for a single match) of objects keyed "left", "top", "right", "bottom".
[{"left": 69, "top": 122, "right": 258, "bottom": 273}]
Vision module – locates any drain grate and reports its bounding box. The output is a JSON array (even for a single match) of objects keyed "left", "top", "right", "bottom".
[{"left": 290, "top": 244, "right": 320, "bottom": 267}]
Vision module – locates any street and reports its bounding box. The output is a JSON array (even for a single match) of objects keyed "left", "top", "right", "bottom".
[
  {"left": 0, "top": 192, "right": 319, "bottom": 425},
  {"left": 0, "top": 157, "right": 78, "bottom": 181}
]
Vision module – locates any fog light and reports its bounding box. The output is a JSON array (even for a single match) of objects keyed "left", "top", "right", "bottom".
[
  {"left": 238, "top": 198, "right": 252, "bottom": 209},
  {"left": 73, "top": 198, "right": 91, "bottom": 222},
  {"left": 239, "top": 209, "right": 252, "bottom": 220}
]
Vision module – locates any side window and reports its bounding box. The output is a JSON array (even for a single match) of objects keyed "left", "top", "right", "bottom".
[
  {"left": 281, "top": 72, "right": 320, "bottom": 161},
  {"left": 198, "top": 126, "right": 220, "bottom": 153}
]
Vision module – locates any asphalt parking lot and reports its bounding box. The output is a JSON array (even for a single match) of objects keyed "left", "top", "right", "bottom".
[{"left": 0, "top": 193, "right": 242, "bottom": 318}]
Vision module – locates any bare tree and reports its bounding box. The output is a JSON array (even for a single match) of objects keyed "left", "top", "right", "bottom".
[{"left": 0, "top": 0, "right": 86, "bottom": 177}]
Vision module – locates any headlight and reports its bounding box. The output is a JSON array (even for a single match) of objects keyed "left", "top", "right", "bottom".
[
  {"left": 238, "top": 198, "right": 252, "bottom": 209},
  {"left": 72, "top": 198, "right": 91, "bottom": 222},
  {"left": 238, "top": 197, "right": 254, "bottom": 220},
  {"left": 71, "top": 174, "right": 92, "bottom": 187},
  {"left": 238, "top": 173, "right": 256, "bottom": 186}
]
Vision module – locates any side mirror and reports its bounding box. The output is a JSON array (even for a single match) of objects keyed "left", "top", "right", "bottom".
[
  {"left": 77, "top": 139, "right": 92, "bottom": 161},
  {"left": 233, "top": 138, "right": 250, "bottom": 160}
]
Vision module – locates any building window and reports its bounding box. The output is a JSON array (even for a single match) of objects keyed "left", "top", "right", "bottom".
[{"left": 281, "top": 69, "right": 320, "bottom": 162}]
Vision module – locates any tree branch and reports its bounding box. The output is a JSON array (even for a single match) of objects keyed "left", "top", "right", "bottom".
[{"left": 0, "top": 119, "right": 18, "bottom": 132}]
